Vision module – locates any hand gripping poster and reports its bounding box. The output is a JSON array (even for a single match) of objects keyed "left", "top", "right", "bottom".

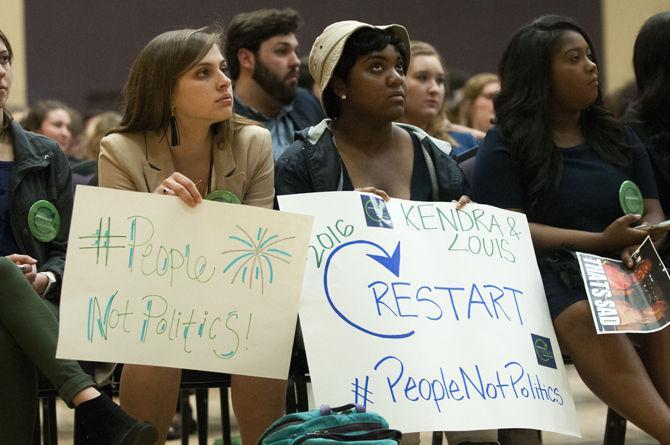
[{"left": 279, "top": 192, "right": 579, "bottom": 435}]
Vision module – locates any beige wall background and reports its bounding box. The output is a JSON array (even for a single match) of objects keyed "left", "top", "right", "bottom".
[
  {"left": 0, "top": 0, "right": 27, "bottom": 109},
  {"left": 602, "top": 0, "right": 669, "bottom": 95}
]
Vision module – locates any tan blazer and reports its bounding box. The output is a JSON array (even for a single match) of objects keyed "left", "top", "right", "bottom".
[{"left": 99, "top": 125, "right": 274, "bottom": 209}]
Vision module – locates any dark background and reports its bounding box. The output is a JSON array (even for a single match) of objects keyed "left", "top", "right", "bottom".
[{"left": 25, "top": 0, "right": 601, "bottom": 113}]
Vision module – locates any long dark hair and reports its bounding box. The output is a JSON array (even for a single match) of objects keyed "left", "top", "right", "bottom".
[
  {"left": 496, "top": 15, "right": 630, "bottom": 217},
  {"left": 633, "top": 11, "right": 670, "bottom": 133}
]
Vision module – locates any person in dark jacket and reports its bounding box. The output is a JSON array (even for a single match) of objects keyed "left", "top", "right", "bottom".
[
  {"left": 0, "top": 29, "right": 157, "bottom": 445},
  {"left": 275, "top": 21, "right": 496, "bottom": 445},
  {"left": 225, "top": 8, "right": 325, "bottom": 159},
  {"left": 473, "top": 16, "right": 670, "bottom": 441}
]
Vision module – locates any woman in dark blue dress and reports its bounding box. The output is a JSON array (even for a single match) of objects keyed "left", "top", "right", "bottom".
[{"left": 473, "top": 16, "right": 670, "bottom": 442}]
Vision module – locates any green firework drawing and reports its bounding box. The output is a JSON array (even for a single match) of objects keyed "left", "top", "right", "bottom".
[{"left": 221, "top": 225, "right": 294, "bottom": 293}]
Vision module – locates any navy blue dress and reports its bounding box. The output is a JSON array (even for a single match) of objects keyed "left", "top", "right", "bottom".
[{"left": 472, "top": 126, "right": 658, "bottom": 318}]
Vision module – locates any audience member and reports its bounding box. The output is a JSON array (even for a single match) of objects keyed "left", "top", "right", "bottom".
[
  {"left": 472, "top": 15, "right": 670, "bottom": 442},
  {"left": 455, "top": 72, "right": 500, "bottom": 133},
  {"left": 275, "top": 23, "right": 502, "bottom": 445},
  {"left": 98, "top": 27, "right": 282, "bottom": 445},
  {"left": 399, "top": 40, "right": 480, "bottom": 156},
  {"left": 0, "top": 28, "right": 157, "bottom": 445},
  {"left": 624, "top": 11, "right": 670, "bottom": 254},
  {"left": 225, "top": 8, "right": 325, "bottom": 158},
  {"left": 72, "top": 111, "right": 121, "bottom": 185},
  {"left": 22, "top": 99, "right": 79, "bottom": 158}
]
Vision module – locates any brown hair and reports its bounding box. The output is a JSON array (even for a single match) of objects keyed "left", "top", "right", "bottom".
[
  {"left": 407, "top": 41, "right": 457, "bottom": 146},
  {"left": 225, "top": 9, "right": 302, "bottom": 80},
  {"left": 456, "top": 72, "right": 499, "bottom": 128},
  {"left": 0, "top": 30, "right": 14, "bottom": 124},
  {"left": 0, "top": 29, "right": 13, "bottom": 63},
  {"left": 113, "top": 27, "right": 251, "bottom": 151},
  {"left": 22, "top": 100, "right": 74, "bottom": 132}
]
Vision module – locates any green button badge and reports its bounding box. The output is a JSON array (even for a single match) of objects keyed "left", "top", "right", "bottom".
[
  {"left": 205, "top": 189, "right": 241, "bottom": 204},
  {"left": 619, "top": 180, "right": 644, "bottom": 215},
  {"left": 28, "top": 200, "right": 60, "bottom": 242}
]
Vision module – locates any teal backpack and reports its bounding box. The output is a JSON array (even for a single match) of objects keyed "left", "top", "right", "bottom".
[{"left": 258, "top": 404, "right": 402, "bottom": 445}]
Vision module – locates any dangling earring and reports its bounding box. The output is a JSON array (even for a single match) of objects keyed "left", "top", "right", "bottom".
[
  {"left": 341, "top": 94, "right": 347, "bottom": 100},
  {"left": 170, "top": 106, "right": 180, "bottom": 147}
]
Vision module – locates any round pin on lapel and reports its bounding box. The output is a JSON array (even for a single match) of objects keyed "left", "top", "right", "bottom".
[
  {"left": 619, "top": 180, "right": 644, "bottom": 215},
  {"left": 205, "top": 189, "right": 241, "bottom": 204},
  {"left": 28, "top": 200, "right": 60, "bottom": 242}
]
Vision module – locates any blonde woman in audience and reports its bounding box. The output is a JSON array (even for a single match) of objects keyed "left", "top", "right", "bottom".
[
  {"left": 83, "top": 112, "right": 122, "bottom": 161},
  {"left": 455, "top": 73, "right": 500, "bottom": 133},
  {"left": 98, "top": 27, "right": 282, "bottom": 444},
  {"left": 399, "top": 41, "right": 480, "bottom": 156},
  {"left": 71, "top": 111, "right": 122, "bottom": 184}
]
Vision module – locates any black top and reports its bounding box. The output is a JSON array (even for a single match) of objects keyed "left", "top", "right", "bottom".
[
  {"left": 275, "top": 120, "right": 468, "bottom": 203},
  {"left": 341, "top": 131, "right": 432, "bottom": 201},
  {"left": 473, "top": 125, "right": 658, "bottom": 319},
  {"left": 473, "top": 126, "right": 657, "bottom": 232}
]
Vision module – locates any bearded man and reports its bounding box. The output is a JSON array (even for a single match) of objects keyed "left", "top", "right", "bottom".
[{"left": 226, "top": 8, "right": 325, "bottom": 159}]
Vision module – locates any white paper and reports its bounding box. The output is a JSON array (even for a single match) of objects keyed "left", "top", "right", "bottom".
[
  {"left": 57, "top": 186, "right": 313, "bottom": 379},
  {"left": 279, "top": 191, "right": 579, "bottom": 436}
]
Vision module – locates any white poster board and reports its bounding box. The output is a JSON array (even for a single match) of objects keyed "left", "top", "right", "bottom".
[
  {"left": 279, "top": 192, "right": 579, "bottom": 435},
  {"left": 57, "top": 186, "right": 313, "bottom": 379}
]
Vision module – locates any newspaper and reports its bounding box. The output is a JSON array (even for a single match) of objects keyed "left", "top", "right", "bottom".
[{"left": 576, "top": 237, "right": 670, "bottom": 334}]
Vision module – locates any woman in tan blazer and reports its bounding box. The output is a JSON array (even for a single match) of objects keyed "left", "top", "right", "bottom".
[{"left": 99, "top": 28, "right": 283, "bottom": 445}]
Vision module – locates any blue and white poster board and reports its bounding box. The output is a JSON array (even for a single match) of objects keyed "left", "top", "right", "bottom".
[
  {"left": 278, "top": 192, "right": 579, "bottom": 435},
  {"left": 57, "top": 186, "right": 313, "bottom": 379}
]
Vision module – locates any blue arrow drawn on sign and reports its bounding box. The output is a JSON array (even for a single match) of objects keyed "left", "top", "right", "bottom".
[{"left": 323, "top": 240, "right": 414, "bottom": 339}]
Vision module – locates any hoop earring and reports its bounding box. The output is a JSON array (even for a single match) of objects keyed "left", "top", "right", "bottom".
[{"left": 170, "top": 106, "right": 180, "bottom": 147}]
